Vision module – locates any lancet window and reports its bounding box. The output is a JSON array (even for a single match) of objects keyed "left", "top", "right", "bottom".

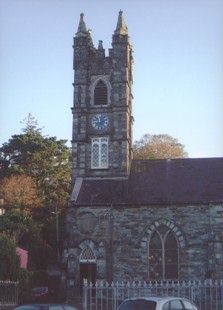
[{"left": 149, "top": 225, "right": 179, "bottom": 280}]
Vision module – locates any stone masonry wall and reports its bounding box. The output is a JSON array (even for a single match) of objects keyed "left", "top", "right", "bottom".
[{"left": 65, "top": 203, "right": 223, "bottom": 285}]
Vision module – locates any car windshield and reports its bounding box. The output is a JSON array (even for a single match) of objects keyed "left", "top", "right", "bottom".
[{"left": 119, "top": 299, "right": 157, "bottom": 310}]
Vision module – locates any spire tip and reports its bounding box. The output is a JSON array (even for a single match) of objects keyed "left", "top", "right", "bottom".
[
  {"left": 115, "top": 10, "right": 128, "bottom": 35},
  {"left": 76, "top": 12, "right": 88, "bottom": 37}
]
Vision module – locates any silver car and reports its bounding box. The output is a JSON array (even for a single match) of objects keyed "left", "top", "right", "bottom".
[{"left": 117, "top": 296, "right": 198, "bottom": 310}]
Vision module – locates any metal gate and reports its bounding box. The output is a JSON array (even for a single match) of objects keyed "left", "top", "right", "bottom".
[{"left": 0, "top": 280, "right": 18, "bottom": 309}]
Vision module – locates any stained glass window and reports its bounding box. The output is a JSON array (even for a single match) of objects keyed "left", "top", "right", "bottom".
[{"left": 149, "top": 227, "right": 179, "bottom": 280}]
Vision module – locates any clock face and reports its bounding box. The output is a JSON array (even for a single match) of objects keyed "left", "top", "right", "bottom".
[{"left": 91, "top": 114, "right": 109, "bottom": 130}]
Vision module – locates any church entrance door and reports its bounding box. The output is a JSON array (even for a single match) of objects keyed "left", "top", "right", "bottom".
[
  {"left": 79, "top": 246, "right": 97, "bottom": 286},
  {"left": 80, "top": 262, "right": 96, "bottom": 285}
]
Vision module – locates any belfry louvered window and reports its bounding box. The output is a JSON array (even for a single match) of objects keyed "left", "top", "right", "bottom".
[
  {"left": 91, "top": 137, "right": 108, "bottom": 169},
  {"left": 80, "top": 247, "right": 96, "bottom": 263},
  {"left": 149, "top": 226, "right": 179, "bottom": 280},
  {"left": 94, "top": 80, "right": 108, "bottom": 105}
]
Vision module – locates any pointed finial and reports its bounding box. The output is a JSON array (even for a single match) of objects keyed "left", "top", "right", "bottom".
[
  {"left": 114, "top": 10, "right": 128, "bottom": 35},
  {"left": 98, "top": 40, "right": 103, "bottom": 50},
  {"left": 87, "top": 29, "right": 94, "bottom": 47},
  {"left": 76, "top": 12, "right": 88, "bottom": 37}
]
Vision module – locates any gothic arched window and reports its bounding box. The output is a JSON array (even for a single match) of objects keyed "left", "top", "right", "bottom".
[
  {"left": 91, "top": 137, "right": 108, "bottom": 169},
  {"left": 94, "top": 80, "right": 108, "bottom": 105},
  {"left": 80, "top": 246, "right": 96, "bottom": 263},
  {"left": 148, "top": 225, "right": 179, "bottom": 280}
]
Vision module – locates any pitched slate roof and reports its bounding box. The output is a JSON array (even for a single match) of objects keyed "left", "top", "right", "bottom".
[{"left": 72, "top": 158, "right": 223, "bottom": 206}]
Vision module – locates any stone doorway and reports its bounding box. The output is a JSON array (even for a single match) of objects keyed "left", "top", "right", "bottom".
[
  {"left": 79, "top": 246, "right": 97, "bottom": 285},
  {"left": 80, "top": 262, "right": 96, "bottom": 285}
]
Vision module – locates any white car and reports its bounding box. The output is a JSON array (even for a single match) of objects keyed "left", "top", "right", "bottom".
[{"left": 117, "top": 296, "right": 198, "bottom": 310}]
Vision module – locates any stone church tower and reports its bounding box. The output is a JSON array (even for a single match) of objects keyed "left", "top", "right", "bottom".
[{"left": 71, "top": 11, "right": 133, "bottom": 182}]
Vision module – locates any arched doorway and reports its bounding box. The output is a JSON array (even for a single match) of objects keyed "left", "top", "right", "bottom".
[{"left": 79, "top": 246, "right": 96, "bottom": 285}]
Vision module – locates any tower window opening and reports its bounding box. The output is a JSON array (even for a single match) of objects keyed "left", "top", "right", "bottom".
[
  {"left": 94, "top": 80, "right": 108, "bottom": 105},
  {"left": 91, "top": 137, "right": 108, "bottom": 169}
]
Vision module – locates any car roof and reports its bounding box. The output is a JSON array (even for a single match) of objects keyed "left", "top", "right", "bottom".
[{"left": 123, "top": 296, "right": 189, "bottom": 303}]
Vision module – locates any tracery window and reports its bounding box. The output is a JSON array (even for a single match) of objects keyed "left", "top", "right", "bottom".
[
  {"left": 91, "top": 137, "right": 108, "bottom": 169},
  {"left": 94, "top": 80, "right": 108, "bottom": 105},
  {"left": 80, "top": 246, "right": 96, "bottom": 263},
  {"left": 149, "top": 225, "right": 179, "bottom": 280}
]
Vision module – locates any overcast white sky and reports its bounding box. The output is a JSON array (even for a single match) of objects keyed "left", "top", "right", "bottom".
[{"left": 0, "top": 0, "right": 223, "bottom": 157}]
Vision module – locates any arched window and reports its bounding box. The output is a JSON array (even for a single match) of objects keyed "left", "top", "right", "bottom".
[
  {"left": 149, "top": 225, "right": 179, "bottom": 280},
  {"left": 80, "top": 247, "right": 96, "bottom": 263},
  {"left": 94, "top": 80, "right": 108, "bottom": 105},
  {"left": 91, "top": 137, "right": 108, "bottom": 169}
]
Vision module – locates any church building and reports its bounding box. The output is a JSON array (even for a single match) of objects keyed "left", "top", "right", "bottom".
[{"left": 64, "top": 11, "right": 223, "bottom": 288}]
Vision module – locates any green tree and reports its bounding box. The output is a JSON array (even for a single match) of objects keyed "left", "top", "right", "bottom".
[
  {"left": 21, "top": 113, "right": 42, "bottom": 135},
  {"left": 0, "top": 114, "right": 71, "bottom": 209},
  {"left": 0, "top": 233, "right": 20, "bottom": 280},
  {"left": 133, "top": 134, "right": 188, "bottom": 159},
  {"left": 0, "top": 210, "right": 40, "bottom": 244},
  {"left": 0, "top": 209, "right": 55, "bottom": 270}
]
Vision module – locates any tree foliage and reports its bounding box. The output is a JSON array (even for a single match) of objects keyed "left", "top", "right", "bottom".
[
  {"left": 0, "top": 115, "right": 71, "bottom": 208},
  {"left": 21, "top": 113, "right": 42, "bottom": 135},
  {"left": 0, "top": 209, "right": 54, "bottom": 271},
  {"left": 133, "top": 134, "right": 188, "bottom": 160},
  {"left": 1, "top": 174, "right": 40, "bottom": 212},
  {"left": 0, "top": 210, "right": 40, "bottom": 244},
  {"left": 0, "top": 233, "right": 20, "bottom": 280}
]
